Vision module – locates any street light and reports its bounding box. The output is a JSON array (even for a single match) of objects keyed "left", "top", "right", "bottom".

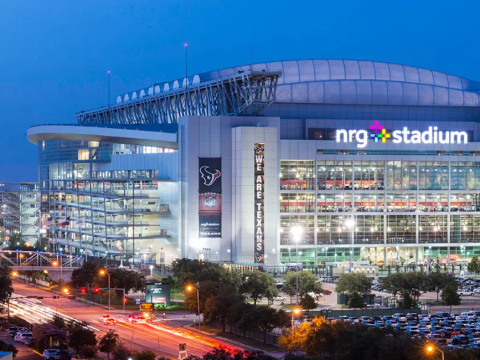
[
  {"left": 291, "top": 308, "right": 300, "bottom": 328},
  {"left": 186, "top": 285, "right": 201, "bottom": 331},
  {"left": 426, "top": 344, "right": 444, "bottom": 360},
  {"left": 99, "top": 269, "right": 111, "bottom": 311},
  {"left": 149, "top": 265, "right": 154, "bottom": 277},
  {"left": 291, "top": 226, "right": 303, "bottom": 305},
  {"left": 11, "top": 271, "right": 18, "bottom": 277},
  {"left": 345, "top": 217, "right": 355, "bottom": 273},
  {"left": 291, "top": 309, "right": 301, "bottom": 355}
]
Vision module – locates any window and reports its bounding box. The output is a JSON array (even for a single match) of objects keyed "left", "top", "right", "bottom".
[
  {"left": 386, "top": 215, "right": 415, "bottom": 244},
  {"left": 387, "top": 161, "right": 417, "bottom": 190},
  {"left": 280, "top": 193, "right": 315, "bottom": 212},
  {"left": 418, "top": 215, "right": 447, "bottom": 244},
  {"left": 280, "top": 216, "right": 315, "bottom": 245},
  {"left": 78, "top": 150, "right": 89, "bottom": 161},
  {"left": 280, "top": 161, "right": 315, "bottom": 190}
]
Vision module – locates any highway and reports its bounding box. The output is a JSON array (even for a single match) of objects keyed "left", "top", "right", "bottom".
[{"left": 10, "top": 282, "right": 240, "bottom": 359}]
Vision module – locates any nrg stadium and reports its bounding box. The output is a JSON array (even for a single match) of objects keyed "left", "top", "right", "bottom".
[{"left": 26, "top": 59, "right": 480, "bottom": 272}]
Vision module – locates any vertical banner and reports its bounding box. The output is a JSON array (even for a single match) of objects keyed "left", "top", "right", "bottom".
[
  {"left": 199, "top": 158, "right": 222, "bottom": 238},
  {"left": 254, "top": 143, "right": 265, "bottom": 263}
]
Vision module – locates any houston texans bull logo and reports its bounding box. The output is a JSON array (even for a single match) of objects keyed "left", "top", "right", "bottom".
[{"left": 199, "top": 166, "right": 221, "bottom": 186}]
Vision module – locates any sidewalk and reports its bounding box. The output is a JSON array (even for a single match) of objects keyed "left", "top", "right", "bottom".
[{"left": 182, "top": 324, "right": 287, "bottom": 359}]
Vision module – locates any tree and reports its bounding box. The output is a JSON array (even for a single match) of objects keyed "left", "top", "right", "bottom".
[
  {"left": 252, "top": 307, "right": 290, "bottom": 343},
  {"left": 300, "top": 294, "right": 317, "bottom": 313},
  {"left": 427, "top": 271, "right": 458, "bottom": 301},
  {"left": 278, "top": 316, "right": 423, "bottom": 359},
  {"left": 0, "top": 266, "right": 13, "bottom": 305},
  {"left": 80, "top": 345, "right": 97, "bottom": 360},
  {"left": 33, "top": 324, "right": 66, "bottom": 353},
  {"left": 134, "top": 350, "right": 156, "bottom": 360},
  {"left": 111, "top": 343, "right": 131, "bottom": 360},
  {"left": 442, "top": 285, "right": 461, "bottom": 312},
  {"left": 283, "top": 271, "right": 322, "bottom": 301},
  {"left": 51, "top": 314, "right": 66, "bottom": 329},
  {"left": 399, "top": 291, "right": 416, "bottom": 309},
  {"left": 70, "top": 262, "right": 100, "bottom": 288},
  {"left": 380, "top": 272, "right": 429, "bottom": 302},
  {"left": 348, "top": 292, "right": 364, "bottom": 309},
  {"left": 67, "top": 324, "right": 97, "bottom": 354},
  {"left": 336, "top": 273, "right": 372, "bottom": 295},
  {"left": 203, "top": 294, "right": 244, "bottom": 332},
  {"left": 99, "top": 330, "right": 119, "bottom": 360},
  {"left": 240, "top": 271, "right": 278, "bottom": 305},
  {"left": 226, "top": 302, "right": 255, "bottom": 337},
  {"left": 172, "top": 259, "right": 243, "bottom": 316},
  {"left": 379, "top": 273, "right": 405, "bottom": 297},
  {"left": 468, "top": 256, "right": 480, "bottom": 275},
  {"left": 402, "top": 272, "right": 429, "bottom": 302}
]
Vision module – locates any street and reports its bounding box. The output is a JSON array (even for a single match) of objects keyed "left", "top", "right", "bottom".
[{"left": 10, "top": 281, "right": 238, "bottom": 359}]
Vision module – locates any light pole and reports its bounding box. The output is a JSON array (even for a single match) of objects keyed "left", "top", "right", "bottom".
[
  {"left": 426, "top": 344, "right": 444, "bottom": 360},
  {"left": 345, "top": 217, "right": 355, "bottom": 273},
  {"left": 291, "top": 308, "right": 301, "bottom": 354},
  {"left": 99, "top": 269, "right": 111, "bottom": 311},
  {"left": 186, "top": 285, "right": 201, "bottom": 331},
  {"left": 149, "top": 265, "right": 153, "bottom": 277},
  {"left": 291, "top": 226, "right": 303, "bottom": 305}
]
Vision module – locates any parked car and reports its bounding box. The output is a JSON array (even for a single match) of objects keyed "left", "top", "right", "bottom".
[
  {"left": 14, "top": 332, "right": 33, "bottom": 343},
  {"left": 43, "top": 349, "right": 61, "bottom": 360},
  {"left": 452, "top": 334, "right": 470, "bottom": 346},
  {"left": 459, "top": 290, "right": 474, "bottom": 296},
  {"left": 274, "top": 296, "right": 287, "bottom": 301}
]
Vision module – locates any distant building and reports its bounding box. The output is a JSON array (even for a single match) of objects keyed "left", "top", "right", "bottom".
[
  {"left": 0, "top": 182, "right": 40, "bottom": 246},
  {"left": 26, "top": 59, "right": 480, "bottom": 268}
]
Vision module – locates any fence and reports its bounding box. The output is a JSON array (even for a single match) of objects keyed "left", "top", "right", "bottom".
[{"left": 221, "top": 323, "right": 280, "bottom": 346}]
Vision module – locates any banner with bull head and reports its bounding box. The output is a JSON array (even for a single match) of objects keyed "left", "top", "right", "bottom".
[{"left": 199, "top": 158, "right": 222, "bottom": 238}]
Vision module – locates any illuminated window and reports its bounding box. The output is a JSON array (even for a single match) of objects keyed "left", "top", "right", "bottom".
[
  {"left": 78, "top": 150, "right": 89, "bottom": 160},
  {"left": 89, "top": 141, "right": 99, "bottom": 148}
]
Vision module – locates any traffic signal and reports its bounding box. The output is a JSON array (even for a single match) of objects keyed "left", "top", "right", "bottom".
[
  {"left": 80, "top": 288, "right": 87, "bottom": 294},
  {"left": 94, "top": 288, "right": 100, "bottom": 293}
]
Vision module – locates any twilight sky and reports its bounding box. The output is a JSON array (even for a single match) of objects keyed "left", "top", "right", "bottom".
[{"left": 1, "top": 0, "right": 480, "bottom": 181}]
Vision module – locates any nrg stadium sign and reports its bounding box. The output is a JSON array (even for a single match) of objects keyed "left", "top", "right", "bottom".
[{"left": 336, "top": 121, "right": 468, "bottom": 148}]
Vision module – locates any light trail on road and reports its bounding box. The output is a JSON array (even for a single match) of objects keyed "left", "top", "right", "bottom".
[{"left": 10, "top": 281, "right": 242, "bottom": 359}]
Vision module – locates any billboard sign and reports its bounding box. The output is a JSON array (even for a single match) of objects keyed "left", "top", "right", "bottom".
[
  {"left": 199, "top": 158, "right": 222, "bottom": 238},
  {"left": 254, "top": 143, "right": 265, "bottom": 263}
]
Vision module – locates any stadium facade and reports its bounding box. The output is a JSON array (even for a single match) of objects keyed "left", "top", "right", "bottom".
[{"left": 27, "top": 59, "right": 480, "bottom": 268}]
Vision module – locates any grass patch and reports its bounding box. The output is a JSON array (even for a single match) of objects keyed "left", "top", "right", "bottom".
[
  {"left": 281, "top": 304, "right": 301, "bottom": 310},
  {"left": 191, "top": 324, "right": 220, "bottom": 335}
]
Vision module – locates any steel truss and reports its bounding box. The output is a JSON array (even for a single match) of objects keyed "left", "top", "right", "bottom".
[
  {"left": 76, "top": 70, "right": 281, "bottom": 125},
  {"left": 0, "top": 250, "right": 83, "bottom": 268}
]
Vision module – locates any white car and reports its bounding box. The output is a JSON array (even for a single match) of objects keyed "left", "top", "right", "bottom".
[
  {"left": 459, "top": 290, "right": 474, "bottom": 296},
  {"left": 14, "top": 332, "right": 32, "bottom": 343},
  {"left": 274, "top": 296, "right": 287, "bottom": 301}
]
